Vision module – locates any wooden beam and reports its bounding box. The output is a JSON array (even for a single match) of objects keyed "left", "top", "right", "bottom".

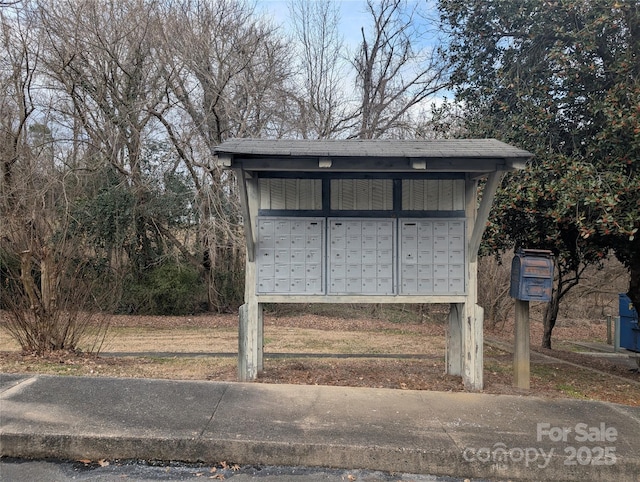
[
  {"left": 235, "top": 169, "right": 255, "bottom": 262},
  {"left": 215, "top": 153, "right": 232, "bottom": 167},
  {"left": 254, "top": 294, "right": 468, "bottom": 304},
  {"left": 468, "top": 171, "right": 503, "bottom": 263},
  {"left": 236, "top": 157, "right": 505, "bottom": 173}
]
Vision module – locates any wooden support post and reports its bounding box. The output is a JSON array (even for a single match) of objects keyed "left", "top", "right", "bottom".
[
  {"left": 237, "top": 168, "right": 262, "bottom": 382},
  {"left": 238, "top": 303, "right": 249, "bottom": 381},
  {"left": 514, "top": 299, "right": 530, "bottom": 389},
  {"left": 447, "top": 303, "right": 463, "bottom": 376},
  {"left": 463, "top": 303, "right": 484, "bottom": 391},
  {"left": 235, "top": 169, "right": 255, "bottom": 262},
  {"left": 238, "top": 300, "right": 262, "bottom": 381},
  {"left": 462, "top": 178, "right": 483, "bottom": 391},
  {"left": 257, "top": 304, "right": 264, "bottom": 374}
]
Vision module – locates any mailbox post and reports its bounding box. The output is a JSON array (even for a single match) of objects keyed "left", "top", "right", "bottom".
[{"left": 510, "top": 249, "right": 554, "bottom": 389}]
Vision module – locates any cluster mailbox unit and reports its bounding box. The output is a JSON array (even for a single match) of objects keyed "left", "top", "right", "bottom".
[{"left": 215, "top": 139, "right": 532, "bottom": 390}]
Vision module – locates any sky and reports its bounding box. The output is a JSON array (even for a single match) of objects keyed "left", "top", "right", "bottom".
[
  {"left": 256, "top": 0, "right": 374, "bottom": 49},
  {"left": 255, "top": 0, "right": 440, "bottom": 51},
  {"left": 254, "top": 0, "right": 450, "bottom": 111}
]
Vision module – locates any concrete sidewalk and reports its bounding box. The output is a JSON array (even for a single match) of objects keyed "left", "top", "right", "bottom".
[{"left": 1, "top": 374, "right": 639, "bottom": 481}]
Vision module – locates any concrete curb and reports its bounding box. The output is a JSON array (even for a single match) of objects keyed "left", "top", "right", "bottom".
[
  {"left": 2, "top": 375, "right": 640, "bottom": 481},
  {"left": 3, "top": 431, "right": 640, "bottom": 481}
]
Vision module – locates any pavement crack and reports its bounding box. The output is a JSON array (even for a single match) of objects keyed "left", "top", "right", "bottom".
[
  {"left": 607, "top": 403, "right": 640, "bottom": 427},
  {"left": 440, "top": 424, "right": 465, "bottom": 453},
  {"left": 0, "top": 375, "right": 39, "bottom": 397},
  {"left": 196, "top": 383, "right": 229, "bottom": 440}
]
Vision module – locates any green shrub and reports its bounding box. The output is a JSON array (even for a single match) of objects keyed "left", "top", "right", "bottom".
[{"left": 121, "top": 262, "right": 207, "bottom": 315}]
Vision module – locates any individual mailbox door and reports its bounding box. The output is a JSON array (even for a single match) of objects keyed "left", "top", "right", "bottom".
[
  {"left": 510, "top": 249, "right": 554, "bottom": 301},
  {"left": 290, "top": 235, "right": 305, "bottom": 247},
  {"left": 306, "top": 249, "right": 322, "bottom": 264},
  {"left": 307, "top": 235, "right": 322, "bottom": 248}
]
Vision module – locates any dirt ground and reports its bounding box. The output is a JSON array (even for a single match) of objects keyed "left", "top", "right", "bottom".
[{"left": 1, "top": 308, "right": 639, "bottom": 407}]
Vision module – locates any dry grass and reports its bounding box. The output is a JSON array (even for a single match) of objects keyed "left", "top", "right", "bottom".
[{"left": 1, "top": 306, "right": 639, "bottom": 407}]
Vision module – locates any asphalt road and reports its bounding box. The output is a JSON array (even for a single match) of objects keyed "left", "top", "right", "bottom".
[{"left": 0, "top": 459, "right": 470, "bottom": 482}]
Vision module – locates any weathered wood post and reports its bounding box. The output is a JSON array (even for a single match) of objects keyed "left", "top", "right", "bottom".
[
  {"left": 459, "top": 172, "right": 502, "bottom": 390},
  {"left": 235, "top": 168, "right": 262, "bottom": 382},
  {"left": 513, "top": 299, "right": 530, "bottom": 389},
  {"left": 238, "top": 299, "right": 262, "bottom": 381},
  {"left": 447, "top": 303, "right": 463, "bottom": 376}
]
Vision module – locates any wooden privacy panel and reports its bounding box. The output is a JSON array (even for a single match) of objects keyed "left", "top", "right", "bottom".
[
  {"left": 401, "top": 179, "right": 465, "bottom": 211},
  {"left": 330, "top": 179, "right": 393, "bottom": 210},
  {"left": 259, "top": 179, "right": 322, "bottom": 210}
]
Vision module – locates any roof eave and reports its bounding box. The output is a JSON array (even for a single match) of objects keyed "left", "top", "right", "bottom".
[{"left": 215, "top": 155, "right": 530, "bottom": 173}]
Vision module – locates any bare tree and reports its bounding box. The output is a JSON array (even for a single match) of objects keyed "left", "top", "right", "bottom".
[
  {"left": 38, "top": 0, "right": 171, "bottom": 273},
  {"left": 0, "top": 3, "right": 113, "bottom": 353},
  {"left": 353, "top": 0, "right": 449, "bottom": 139},
  {"left": 0, "top": 0, "right": 36, "bottom": 209},
  {"left": 288, "top": 0, "right": 354, "bottom": 138},
  {"left": 155, "top": 0, "right": 293, "bottom": 310}
]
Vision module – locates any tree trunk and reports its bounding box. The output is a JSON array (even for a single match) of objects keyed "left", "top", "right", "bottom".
[
  {"left": 627, "top": 250, "right": 640, "bottom": 317},
  {"left": 542, "top": 289, "right": 561, "bottom": 349}
]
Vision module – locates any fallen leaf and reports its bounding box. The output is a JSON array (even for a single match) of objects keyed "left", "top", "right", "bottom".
[
  {"left": 78, "top": 459, "right": 91, "bottom": 465},
  {"left": 231, "top": 464, "right": 240, "bottom": 471},
  {"left": 97, "top": 459, "right": 109, "bottom": 467}
]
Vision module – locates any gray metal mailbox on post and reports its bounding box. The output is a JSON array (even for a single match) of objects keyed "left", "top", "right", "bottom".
[
  {"left": 510, "top": 248, "right": 554, "bottom": 389},
  {"left": 510, "top": 249, "right": 554, "bottom": 302}
]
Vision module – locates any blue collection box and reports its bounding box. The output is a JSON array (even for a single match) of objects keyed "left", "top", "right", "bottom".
[{"left": 619, "top": 293, "right": 640, "bottom": 352}]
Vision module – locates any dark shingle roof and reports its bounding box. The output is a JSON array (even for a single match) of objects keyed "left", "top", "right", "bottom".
[
  {"left": 215, "top": 138, "right": 532, "bottom": 159},
  {"left": 214, "top": 138, "right": 532, "bottom": 173}
]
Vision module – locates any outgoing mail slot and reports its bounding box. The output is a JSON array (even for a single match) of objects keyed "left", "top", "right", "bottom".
[{"left": 510, "top": 249, "right": 554, "bottom": 302}]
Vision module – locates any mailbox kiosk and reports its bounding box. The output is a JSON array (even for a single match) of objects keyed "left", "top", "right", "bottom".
[
  {"left": 215, "top": 139, "right": 533, "bottom": 389},
  {"left": 510, "top": 249, "right": 554, "bottom": 302}
]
